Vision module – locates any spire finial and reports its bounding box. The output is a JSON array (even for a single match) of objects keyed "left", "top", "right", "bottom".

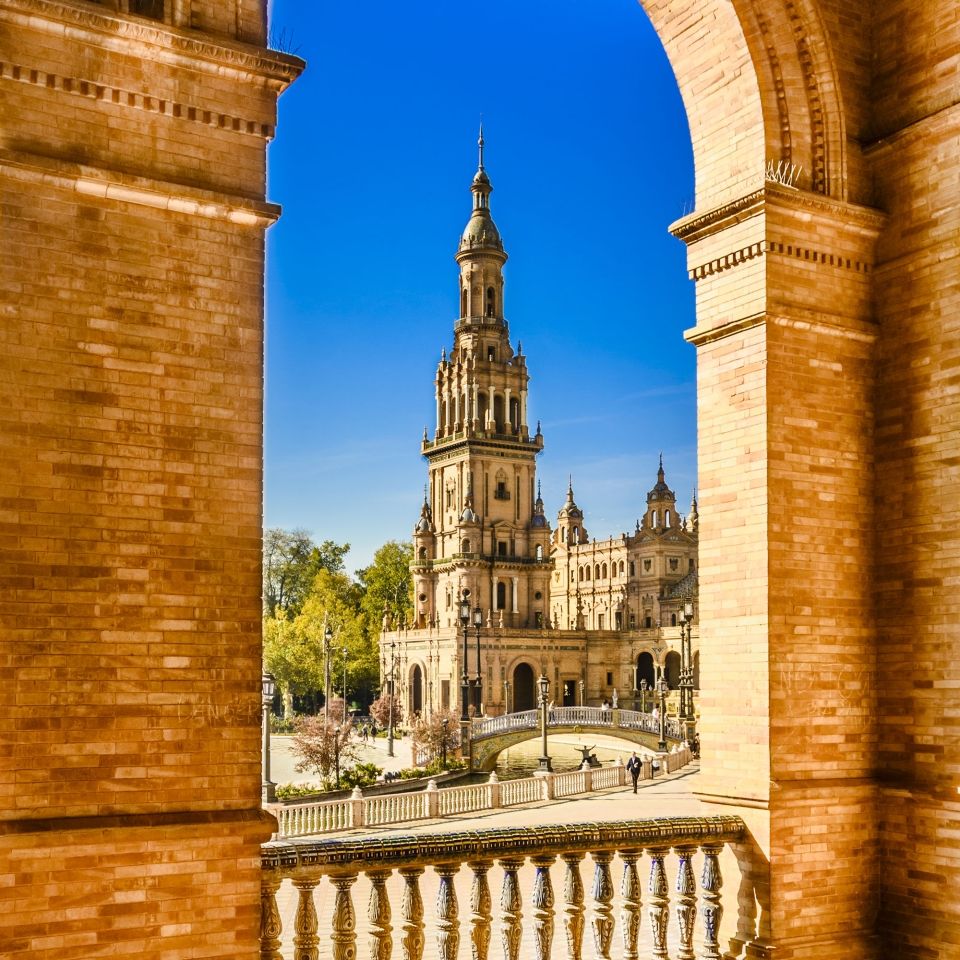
[{"left": 478, "top": 120, "right": 485, "bottom": 171}]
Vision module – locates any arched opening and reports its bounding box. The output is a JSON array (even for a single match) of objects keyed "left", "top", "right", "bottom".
[
  {"left": 461, "top": 538, "right": 471, "bottom": 553},
  {"left": 512, "top": 662, "right": 536, "bottom": 712},
  {"left": 664, "top": 651, "right": 681, "bottom": 689},
  {"left": 496, "top": 581, "right": 506, "bottom": 610},
  {"left": 485, "top": 286, "right": 495, "bottom": 317},
  {"left": 636, "top": 651, "right": 655, "bottom": 691},
  {"left": 493, "top": 394, "right": 505, "bottom": 433},
  {"left": 460, "top": 287, "right": 468, "bottom": 317},
  {"left": 478, "top": 391, "right": 488, "bottom": 424},
  {"left": 410, "top": 664, "right": 423, "bottom": 716}
]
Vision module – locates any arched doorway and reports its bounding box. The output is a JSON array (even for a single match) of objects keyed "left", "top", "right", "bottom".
[
  {"left": 410, "top": 664, "right": 423, "bottom": 717},
  {"left": 636, "top": 651, "right": 655, "bottom": 691},
  {"left": 664, "top": 651, "right": 681, "bottom": 689},
  {"left": 512, "top": 663, "right": 536, "bottom": 712}
]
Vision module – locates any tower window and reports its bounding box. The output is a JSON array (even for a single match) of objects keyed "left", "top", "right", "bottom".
[
  {"left": 643, "top": 559, "right": 652, "bottom": 573},
  {"left": 536, "top": 545, "right": 543, "bottom": 561},
  {"left": 461, "top": 288, "right": 468, "bottom": 316},
  {"left": 629, "top": 561, "right": 635, "bottom": 576},
  {"left": 487, "top": 346, "right": 496, "bottom": 362},
  {"left": 486, "top": 287, "right": 495, "bottom": 317},
  {"left": 498, "top": 541, "right": 507, "bottom": 557},
  {"left": 494, "top": 481, "right": 510, "bottom": 500}
]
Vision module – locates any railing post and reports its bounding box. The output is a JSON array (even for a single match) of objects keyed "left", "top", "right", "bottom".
[
  {"left": 468, "top": 859, "right": 493, "bottom": 960},
  {"left": 645, "top": 848, "right": 670, "bottom": 960},
  {"left": 499, "top": 857, "right": 524, "bottom": 960},
  {"left": 292, "top": 876, "right": 320, "bottom": 960},
  {"left": 641, "top": 757, "right": 652, "bottom": 781},
  {"left": 351, "top": 785, "right": 364, "bottom": 828},
  {"left": 435, "top": 864, "right": 460, "bottom": 960},
  {"left": 590, "top": 850, "right": 615, "bottom": 959},
  {"left": 619, "top": 850, "right": 642, "bottom": 960},
  {"left": 531, "top": 855, "right": 556, "bottom": 960},
  {"left": 540, "top": 771, "right": 555, "bottom": 801},
  {"left": 561, "top": 852, "right": 586, "bottom": 960},
  {"left": 399, "top": 867, "right": 425, "bottom": 960},
  {"left": 330, "top": 874, "right": 358, "bottom": 960},
  {"left": 699, "top": 844, "right": 724, "bottom": 960},
  {"left": 367, "top": 870, "right": 393, "bottom": 960},
  {"left": 674, "top": 846, "right": 697, "bottom": 960},
  {"left": 615, "top": 755, "right": 625, "bottom": 787},
  {"left": 583, "top": 767, "right": 593, "bottom": 793},
  {"left": 259, "top": 873, "right": 283, "bottom": 960},
  {"left": 426, "top": 778, "right": 439, "bottom": 819},
  {"left": 488, "top": 770, "right": 501, "bottom": 808}
]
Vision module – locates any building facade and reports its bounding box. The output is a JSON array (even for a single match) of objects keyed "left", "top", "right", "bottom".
[{"left": 382, "top": 141, "right": 700, "bottom": 720}]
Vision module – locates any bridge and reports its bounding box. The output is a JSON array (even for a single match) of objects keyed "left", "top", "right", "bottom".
[{"left": 468, "top": 705, "right": 685, "bottom": 771}]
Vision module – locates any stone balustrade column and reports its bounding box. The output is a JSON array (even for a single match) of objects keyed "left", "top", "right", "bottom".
[
  {"left": 351, "top": 786, "right": 364, "bottom": 828},
  {"left": 699, "top": 844, "right": 724, "bottom": 960},
  {"left": 426, "top": 779, "right": 439, "bottom": 818},
  {"left": 468, "top": 859, "right": 493, "bottom": 960},
  {"left": 561, "top": 852, "right": 586, "bottom": 960},
  {"left": 292, "top": 876, "right": 320, "bottom": 960},
  {"left": 646, "top": 848, "right": 670, "bottom": 960},
  {"left": 589, "top": 850, "right": 615, "bottom": 959},
  {"left": 367, "top": 870, "right": 393, "bottom": 960},
  {"left": 674, "top": 846, "right": 697, "bottom": 960},
  {"left": 259, "top": 874, "right": 283, "bottom": 960},
  {"left": 399, "top": 867, "right": 425, "bottom": 960},
  {"left": 499, "top": 857, "right": 524, "bottom": 960},
  {"left": 488, "top": 770, "right": 501, "bottom": 808},
  {"left": 435, "top": 864, "right": 460, "bottom": 960},
  {"left": 618, "top": 850, "right": 642, "bottom": 960},
  {"left": 330, "top": 874, "right": 358, "bottom": 960},
  {"left": 531, "top": 855, "right": 556, "bottom": 960}
]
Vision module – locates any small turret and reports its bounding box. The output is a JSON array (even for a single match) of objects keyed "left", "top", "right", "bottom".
[
  {"left": 645, "top": 455, "right": 678, "bottom": 532},
  {"left": 556, "top": 477, "right": 587, "bottom": 546}
]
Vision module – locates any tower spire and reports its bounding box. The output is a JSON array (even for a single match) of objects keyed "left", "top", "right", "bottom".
[{"left": 478, "top": 120, "right": 485, "bottom": 172}]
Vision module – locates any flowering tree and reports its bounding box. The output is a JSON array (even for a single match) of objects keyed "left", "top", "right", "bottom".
[
  {"left": 369, "top": 692, "right": 403, "bottom": 730},
  {"left": 290, "top": 715, "right": 359, "bottom": 780},
  {"left": 411, "top": 708, "right": 460, "bottom": 766}
]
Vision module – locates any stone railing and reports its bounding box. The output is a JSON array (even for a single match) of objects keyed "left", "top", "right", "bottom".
[
  {"left": 260, "top": 814, "right": 744, "bottom": 959},
  {"left": 616, "top": 709, "right": 683, "bottom": 740},
  {"left": 472, "top": 709, "right": 539, "bottom": 739},
  {"left": 470, "top": 707, "right": 684, "bottom": 744},
  {"left": 269, "top": 748, "right": 694, "bottom": 839}
]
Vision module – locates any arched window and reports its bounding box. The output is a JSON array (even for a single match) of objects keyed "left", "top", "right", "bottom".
[
  {"left": 665, "top": 510, "right": 671, "bottom": 528},
  {"left": 486, "top": 286, "right": 495, "bottom": 317},
  {"left": 535, "top": 544, "right": 543, "bottom": 561},
  {"left": 670, "top": 613, "right": 677, "bottom": 626},
  {"left": 496, "top": 581, "right": 507, "bottom": 610},
  {"left": 573, "top": 527, "right": 580, "bottom": 543},
  {"left": 652, "top": 510, "right": 659, "bottom": 528},
  {"left": 601, "top": 563, "right": 608, "bottom": 579},
  {"left": 629, "top": 561, "right": 635, "bottom": 576},
  {"left": 619, "top": 560, "right": 625, "bottom": 576},
  {"left": 461, "top": 538, "right": 471, "bottom": 553},
  {"left": 578, "top": 565, "right": 583, "bottom": 581},
  {"left": 461, "top": 287, "right": 468, "bottom": 316},
  {"left": 562, "top": 528, "right": 567, "bottom": 544},
  {"left": 419, "top": 547, "right": 427, "bottom": 559},
  {"left": 594, "top": 564, "right": 601, "bottom": 580}
]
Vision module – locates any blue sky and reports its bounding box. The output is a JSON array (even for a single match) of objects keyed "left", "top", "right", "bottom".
[{"left": 264, "top": 0, "right": 696, "bottom": 570}]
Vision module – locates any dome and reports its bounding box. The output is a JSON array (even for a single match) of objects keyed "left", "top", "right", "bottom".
[{"left": 460, "top": 212, "right": 502, "bottom": 250}]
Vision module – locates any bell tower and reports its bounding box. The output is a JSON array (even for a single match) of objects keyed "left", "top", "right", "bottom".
[{"left": 414, "top": 131, "right": 552, "bottom": 630}]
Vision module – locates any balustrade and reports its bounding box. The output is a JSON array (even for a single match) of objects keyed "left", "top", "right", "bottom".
[{"left": 261, "top": 816, "right": 744, "bottom": 959}]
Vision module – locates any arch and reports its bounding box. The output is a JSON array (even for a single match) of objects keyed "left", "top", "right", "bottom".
[
  {"left": 485, "top": 286, "right": 495, "bottom": 317},
  {"left": 601, "top": 562, "right": 608, "bottom": 579},
  {"left": 636, "top": 652, "right": 655, "bottom": 691},
  {"left": 664, "top": 651, "right": 681, "bottom": 690},
  {"left": 594, "top": 564, "right": 601, "bottom": 580},
  {"left": 535, "top": 544, "right": 543, "bottom": 561},
  {"left": 512, "top": 662, "right": 536, "bottom": 712},
  {"left": 460, "top": 286, "right": 468, "bottom": 317},
  {"left": 410, "top": 664, "right": 423, "bottom": 716},
  {"left": 619, "top": 560, "right": 625, "bottom": 576}
]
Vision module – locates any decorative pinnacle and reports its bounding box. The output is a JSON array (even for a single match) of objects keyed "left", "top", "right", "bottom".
[{"left": 478, "top": 120, "right": 485, "bottom": 171}]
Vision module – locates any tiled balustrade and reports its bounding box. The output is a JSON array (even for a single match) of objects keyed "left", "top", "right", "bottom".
[{"left": 260, "top": 815, "right": 744, "bottom": 959}]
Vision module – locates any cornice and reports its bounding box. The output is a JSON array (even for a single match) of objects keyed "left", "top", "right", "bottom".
[
  {"left": 1, "top": 150, "right": 281, "bottom": 226},
  {"left": 670, "top": 184, "right": 885, "bottom": 247},
  {"left": 1, "top": 0, "right": 304, "bottom": 87}
]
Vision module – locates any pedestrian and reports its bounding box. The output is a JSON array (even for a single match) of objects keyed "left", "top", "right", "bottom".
[{"left": 626, "top": 751, "right": 641, "bottom": 793}]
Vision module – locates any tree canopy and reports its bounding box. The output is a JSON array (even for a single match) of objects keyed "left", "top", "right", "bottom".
[{"left": 263, "top": 527, "right": 350, "bottom": 618}]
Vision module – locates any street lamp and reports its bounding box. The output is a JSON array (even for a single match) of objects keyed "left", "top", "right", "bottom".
[
  {"left": 680, "top": 601, "right": 696, "bottom": 742},
  {"left": 324, "top": 620, "right": 333, "bottom": 715},
  {"left": 334, "top": 724, "right": 341, "bottom": 790},
  {"left": 472, "top": 604, "right": 483, "bottom": 715},
  {"left": 342, "top": 645, "right": 348, "bottom": 715},
  {"left": 657, "top": 676, "right": 669, "bottom": 752},
  {"left": 387, "top": 639, "right": 396, "bottom": 758},
  {"left": 459, "top": 592, "right": 472, "bottom": 722},
  {"left": 261, "top": 672, "right": 276, "bottom": 803},
  {"left": 640, "top": 678, "right": 649, "bottom": 714},
  {"left": 537, "top": 674, "right": 552, "bottom": 772},
  {"left": 441, "top": 717, "right": 449, "bottom": 770}
]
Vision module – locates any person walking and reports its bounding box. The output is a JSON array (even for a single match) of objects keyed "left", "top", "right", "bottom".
[{"left": 626, "top": 751, "right": 641, "bottom": 793}]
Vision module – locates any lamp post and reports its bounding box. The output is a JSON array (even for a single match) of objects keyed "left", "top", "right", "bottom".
[
  {"left": 441, "top": 717, "right": 449, "bottom": 770},
  {"left": 459, "top": 592, "right": 471, "bottom": 722},
  {"left": 680, "top": 601, "right": 695, "bottom": 742},
  {"left": 640, "top": 678, "right": 649, "bottom": 714},
  {"left": 578, "top": 677, "right": 584, "bottom": 707},
  {"left": 537, "top": 674, "right": 552, "bottom": 772},
  {"left": 342, "top": 645, "right": 348, "bottom": 713},
  {"left": 323, "top": 619, "right": 333, "bottom": 715},
  {"left": 472, "top": 604, "right": 483, "bottom": 715},
  {"left": 261, "top": 672, "right": 276, "bottom": 803},
  {"left": 334, "top": 724, "right": 341, "bottom": 790},
  {"left": 657, "top": 676, "right": 669, "bottom": 752},
  {"left": 387, "top": 639, "right": 396, "bottom": 758}
]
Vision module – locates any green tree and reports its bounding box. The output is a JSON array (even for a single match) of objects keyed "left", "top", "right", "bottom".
[
  {"left": 356, "top": 540, "right": 414, "bottom": 632},
  {"left": 262, "top": 611, "right": 326, "bottom": 719},
  {"left": 263, "top": 528, "right": 350, "bottom": 618}
]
